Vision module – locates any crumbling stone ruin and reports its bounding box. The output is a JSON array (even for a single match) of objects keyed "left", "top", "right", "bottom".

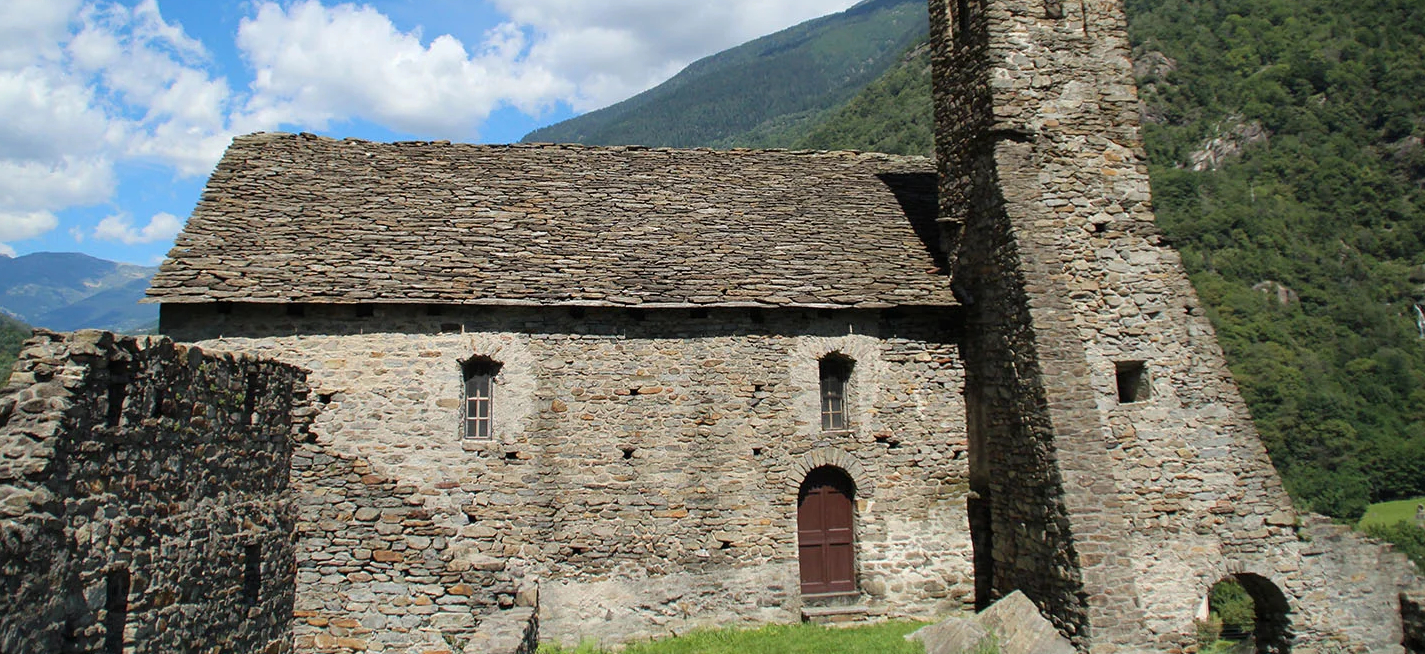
[
  {"left": 1, "top": 0, "right": 1423, "bottom": 652},
  {"left": 0, "top": 331, "right": 307, "bottom": 653},
  {"left": 929, "top": 0, "right": 1423, "bottom": 650}
]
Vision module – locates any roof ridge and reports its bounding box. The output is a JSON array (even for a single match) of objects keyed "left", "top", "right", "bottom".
[{"left": 229, "top": 131, "right": 932, "bottom": 162}]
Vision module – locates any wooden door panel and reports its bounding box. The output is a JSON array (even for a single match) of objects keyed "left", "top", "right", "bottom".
[
  {"left": 798, "top": 469, "right": 856, "bottom": 595},
  {"left": 826, "top": 543, "right": 856, "bottom": 592},
  {"left": 799, "top": 545, "right": 824, "bottom": 590}
]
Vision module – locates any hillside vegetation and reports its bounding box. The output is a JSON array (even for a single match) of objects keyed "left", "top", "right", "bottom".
[
  {"left": 792, "top": 38, "right": 934, "bottom": 156},
  {"left": 522, "top": 0, "right": 926, "bottom": 148},
  {"left": 1127, "top": 0, "right": 1425, "bottom": 519},
  {"left": 0, "top": 315, "right": 30, "bottom": 382}
]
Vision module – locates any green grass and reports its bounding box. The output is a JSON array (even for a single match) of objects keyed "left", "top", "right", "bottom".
[
  {"left": 538, "top": 620, "right": 929, "bottom": 654},
  {"left": 1358, "top": 498, "right": 1425, "bottom": 528}
]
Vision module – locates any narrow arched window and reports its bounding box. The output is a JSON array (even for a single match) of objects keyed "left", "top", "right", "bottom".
[
  {"left": 820, "top": 354, "right": 854, "bottom": 431},
  {"left": 463, "top": 357, "right": 501, "bottom": 440}
]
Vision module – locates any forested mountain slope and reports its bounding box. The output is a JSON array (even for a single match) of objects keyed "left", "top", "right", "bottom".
[
  {"left": 1128, "top": 0, "right": 1425, "bottom": 519},
  {"left": 521, "top": 0, "right": 927, "bottom": 148},
  {"left": 525, "top": 0, "right": 1425, "bottom": 520}
]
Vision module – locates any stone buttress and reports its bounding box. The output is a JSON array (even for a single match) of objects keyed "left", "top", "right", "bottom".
[{"left": 930, "top": 0, "right": 1423, "bottom": 651}]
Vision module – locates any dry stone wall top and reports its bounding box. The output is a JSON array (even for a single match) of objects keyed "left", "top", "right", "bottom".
[{"left": 149, "top": 133, "right": 953, "bottom": 309}]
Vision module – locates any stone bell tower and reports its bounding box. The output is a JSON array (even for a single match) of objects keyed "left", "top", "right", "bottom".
[{"left": 930, "top": 0, "right": 1422, "bottom": 651}]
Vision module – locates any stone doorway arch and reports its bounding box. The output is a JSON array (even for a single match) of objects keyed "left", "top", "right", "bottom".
[
  {"left": 797, "top": 466, "right": 857, "bottom": 596},
  {"left": 1206, "top": 572, "right": 1292, "bottom": 653}
]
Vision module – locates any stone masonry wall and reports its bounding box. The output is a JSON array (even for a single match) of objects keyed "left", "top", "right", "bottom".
[
  {"left": 0, "top": 330, "right": 308, "bottom": 653},
  {"left": 931, "top": 0, "right": 1095, "bottom": 643},
  {"left": 1402, "top": 590, "right": 1425, "bottom": 653},
  {"left": 162, "top": 303, "right": 972, "bottom": 652},
  {"left": 933, "top": 0, "right": 1424, "bottom": 650}
]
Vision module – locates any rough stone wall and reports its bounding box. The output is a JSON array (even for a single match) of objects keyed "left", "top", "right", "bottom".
[
  {"left": 931, "top": 0, "right": 1423, "bottom": 651},
  {"left": 0, "top": 330, "right": 307, "bottom": 653},
  {"left": 163, "top": 303, "right": 971, "bottom": 652},
  {"left": 930, "top": 0, "right": 1095, "bottom": 642},
  {"left": 1403, "top": 591, "right": 1425, "bottom": 653}
]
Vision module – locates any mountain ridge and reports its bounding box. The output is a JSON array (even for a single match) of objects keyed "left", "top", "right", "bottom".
[
  {"left": 0, "top": 252, "right": 158, "bottom": 333},
  {"left": 521, "top": 0, "right": 927, "bottom": 149}
]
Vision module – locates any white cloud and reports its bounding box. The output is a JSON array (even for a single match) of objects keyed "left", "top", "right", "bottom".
[
  {"left": 0, "top": 66, "right": 113, "bottom": 163},
  {"left": 0, "top": 0, "right": 82, "bottom": 67},
  {"left": 231, "top": 0, "right": 862, "bottom": 133},
  {"left": 0, "top": 211, "right": 60, "bottom": 241},
  {"left": 0, "top": 157, "right": 115, "bottom": 213},
  {"left": 0, "top": 211, "right": 60, "bottom": 255},
  {"left": 0, "top": 0, "right": 234, "bottom": 254},
  {"left": 233, "top": 1, "right": 570, "bottom": 137},
  {"left": 93, "top": 211, "right": 182, "bottom": 244}
]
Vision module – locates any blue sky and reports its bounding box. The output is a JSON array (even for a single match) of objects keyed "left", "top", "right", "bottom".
[{"left": 0, "top": 0, "right": 861, "bottom": 265}]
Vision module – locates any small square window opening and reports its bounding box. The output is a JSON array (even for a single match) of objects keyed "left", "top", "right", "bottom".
[{"left": 1116, "top": 361, "right": 1150, "bottom": 404}]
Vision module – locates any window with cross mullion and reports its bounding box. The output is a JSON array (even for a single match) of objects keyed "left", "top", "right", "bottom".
[
  {"left": 463, "top": 357, "right": 500, "bottom": 440},
  {"left": 820, "top": 354, "right": 853, "bottom": 431}
]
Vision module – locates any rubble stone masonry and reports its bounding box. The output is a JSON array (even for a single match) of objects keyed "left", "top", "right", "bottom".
[
  {"left": 0, "top": 330, "right": 308, "bottom": 653},
  {"left": 163, "top": 303, "right": 973, "bottom": 652}
]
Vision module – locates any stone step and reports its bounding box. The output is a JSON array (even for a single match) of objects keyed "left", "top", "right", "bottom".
[
  {"left": 800, "top": 604, "right": 870, "bottom": 625},
  {"left": 801, "top": 591, "right": 861, "bottom": 607}
]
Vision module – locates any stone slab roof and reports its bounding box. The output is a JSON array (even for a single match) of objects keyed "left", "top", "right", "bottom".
[{"left": 148, "top": 132, "right": 953, "bottom": 308}]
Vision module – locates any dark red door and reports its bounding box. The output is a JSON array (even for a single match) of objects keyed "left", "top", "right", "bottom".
[{"left": 798, "top": 467, "right": 856, "bottom": 595}]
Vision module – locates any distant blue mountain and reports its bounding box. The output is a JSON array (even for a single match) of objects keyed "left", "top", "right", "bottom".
[{"left": 0, "top": 252, "right": 158, "bottom": 333}]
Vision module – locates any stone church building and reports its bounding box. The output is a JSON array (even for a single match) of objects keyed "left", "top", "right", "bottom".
[
  {"left": 149, "top": 139, "right": 976, "bottom": 649},
  {"left": 3, "top": 0, "right": 1422, "bottom": 652}
]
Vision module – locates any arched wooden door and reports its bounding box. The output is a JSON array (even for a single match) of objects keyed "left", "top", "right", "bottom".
[{"left": 798, "top": 467, "right": 856, "bottom": 595}]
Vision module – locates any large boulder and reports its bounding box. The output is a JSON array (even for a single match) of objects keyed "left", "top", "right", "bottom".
[{"left": 909, "top": 591, "right": 1075, "bottom": 654}]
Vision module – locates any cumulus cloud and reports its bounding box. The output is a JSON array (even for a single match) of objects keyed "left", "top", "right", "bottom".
[
  {"left": 0, "top": 211, "right": 61, "bottom": 256},
  {"left": 234, "top": 1, "right": 571, "bottom": 137},
  {"left": 231, "top": 0, "right": 863, "bottom": 128},
  {"left": 0, "top": 0, "right": 230, "bottom": 253},
  {"left": 94, "top": 211, "right": 183, "bottom": 244}
]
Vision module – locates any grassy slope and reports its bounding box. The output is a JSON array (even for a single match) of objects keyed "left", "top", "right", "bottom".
[
  {"left": 522, "top": 0, "right": 927, "bottom": 148},
  {"left": 1359, "top": 498, "right": 1425, "bottom": 528},
  {"left": 539, "top": 620, "right": 928, "bottom": 654}
]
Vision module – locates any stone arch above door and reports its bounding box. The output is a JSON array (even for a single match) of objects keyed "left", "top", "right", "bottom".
[{"left": 788, "top": 447, "right": 874, "bottom": 500}]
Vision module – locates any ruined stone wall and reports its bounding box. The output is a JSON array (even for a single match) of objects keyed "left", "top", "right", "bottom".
[
  {"left": 162, "top": 303, "right": 972, "bottom": 652},
  {"left": 932, "top": 0, "right": 1422, "bottom": 650},
  {"left": 0, "top": 330, "right": 306, "bottom": 653}
]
